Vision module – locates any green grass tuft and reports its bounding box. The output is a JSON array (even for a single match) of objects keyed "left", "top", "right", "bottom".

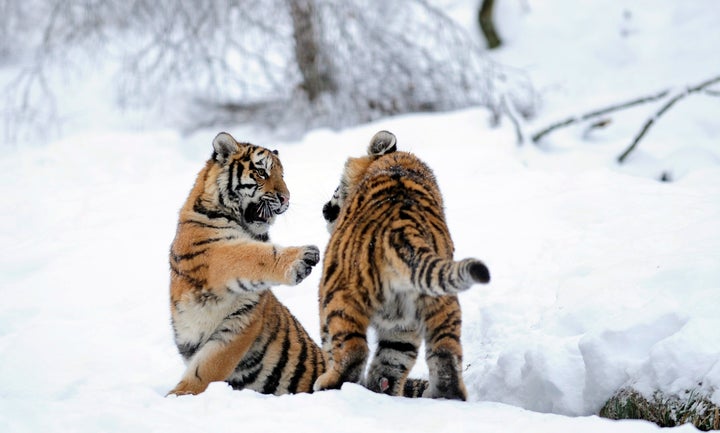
[{"left": 600, "top": 387, "right": 720, "bottom": 431}]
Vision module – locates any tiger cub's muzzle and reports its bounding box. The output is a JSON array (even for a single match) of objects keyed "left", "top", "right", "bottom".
[{"left": 246, "top": 192, "right": 290, "bottom": 224}]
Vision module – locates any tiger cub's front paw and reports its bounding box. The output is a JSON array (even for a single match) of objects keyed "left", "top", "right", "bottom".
[
  {"left": 166, "top": 379, "right": 208, "bottom": 396},
  {"left": 288, "top": 245, "right": 320, "bottom": 285}
]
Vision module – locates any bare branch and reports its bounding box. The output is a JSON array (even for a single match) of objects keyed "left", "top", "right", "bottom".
[
  {"left": 501, "top": 95, "right": 525, "bottom": 145},
  {"left": 617, "top": 75, "right": 720, "bottom": 163},
  {"left": 531, "top": 88, "right": 671, "bottom": 143}
]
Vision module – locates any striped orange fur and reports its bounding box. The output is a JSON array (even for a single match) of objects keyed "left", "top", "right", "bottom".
[
  {"left": 315, "top": 131, "right": 490, "bottom": 400},
  {"left": 167, "top": 132, "right": 324, "bottom": 396}
]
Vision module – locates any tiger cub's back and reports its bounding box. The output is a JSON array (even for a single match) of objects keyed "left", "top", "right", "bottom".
[{"left": 315, "top": 130, "right": 490, "bottom": 400}]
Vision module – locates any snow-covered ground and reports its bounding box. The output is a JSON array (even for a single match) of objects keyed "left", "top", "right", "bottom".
[{"left": 1, "top": 1, "right": 719, "bottom": 432}]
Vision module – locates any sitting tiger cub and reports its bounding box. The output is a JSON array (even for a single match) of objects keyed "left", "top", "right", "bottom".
[
  {"left": 167, "top": 132, "right": 324, "bottom": 396},
  {"left": 315, "top": 131, "right": 491, "bottom": 400}
]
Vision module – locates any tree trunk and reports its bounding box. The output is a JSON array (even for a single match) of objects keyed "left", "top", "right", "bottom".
[
  {"left": 478, "top": 0, "right": 502, "bottom": 50},
  {"left": 288, "top": 0, "right": 336, "bottom": 101}
]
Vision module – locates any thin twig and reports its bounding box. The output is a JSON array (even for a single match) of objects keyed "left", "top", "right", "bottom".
[
  {"left": 502, "top": 95, "right": 525, "bottom": 145},
  {"left": 617, "top": 74, "right": 720, "bottom": 163}
]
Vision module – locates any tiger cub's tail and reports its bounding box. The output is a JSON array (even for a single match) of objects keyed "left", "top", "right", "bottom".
[
  {"left": 392, "top": 230, "right": 490, "bottom": 296},
  {"left": 413, "top": 255, "right": 490, "bottom": 296}
]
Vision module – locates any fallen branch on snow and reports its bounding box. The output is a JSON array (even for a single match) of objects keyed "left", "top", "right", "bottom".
[
  {"left": 530, "top": 88, "right": 671, "bottom": 143},
  {"left": 617, "top": 75, "right": 720, "bottom": 163},
  {"left": 530, "top": 74, "right": 720, "bottom": 164}
]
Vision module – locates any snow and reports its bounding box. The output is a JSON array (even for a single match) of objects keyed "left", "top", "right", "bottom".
[{"left": 2, "top": 0, "right": 719, "bottom": 432}]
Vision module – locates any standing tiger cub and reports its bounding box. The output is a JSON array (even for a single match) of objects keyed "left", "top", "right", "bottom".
[
  {"left": 315, "top": 131, "right": 490, "bottom": 400},
  {"left": 167, "top": 132, "right": 325, "bottom": 396}
]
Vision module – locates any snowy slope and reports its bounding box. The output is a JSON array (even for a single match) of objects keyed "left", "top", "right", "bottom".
[{"left": 2, "top": 1, "right": 719, "bottom": 432}]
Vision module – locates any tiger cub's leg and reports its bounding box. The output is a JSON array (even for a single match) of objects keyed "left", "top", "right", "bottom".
[
  {"left": 168, "top": 308, "right": 264, "bottom": 396},
  {"left": 421, "top": 296, "right": 467, "bottom": 400},
  {"left": 365, "top": 328, "right": 421, "bottom": 396},
  {"left": 205, "top": 243, "right": 320, "bottom": 288},
  {"left": 313, "top": 302, "right": 371, "bottom": 392}
]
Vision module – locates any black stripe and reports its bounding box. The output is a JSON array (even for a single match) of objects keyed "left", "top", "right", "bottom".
[
  {"left": 423, "top": 303, "right": 451, "bottom": 322},
  {"left": 287, "top": 317, "right": 308, "bottom": 394},
  {"left": 321, "top": 285, "right": 341, "bottom": 308},
  {"left": 179, "top": 219, "right": 234, "bottom": 229},
  {"left": 235, "top": 279, "right": 252, "bottom": 292},
  {"left": 430, "top": 332, "right": 461, "bottom": 345},
  {"left": 325, "top": 310, "right": 364, "bottom": 328},
  {"left": 236, "top": 317, "right": 281, "bottom": 376},
  {"left": 192, "top": 236, "right": 236, "bottom": 246},
  {"left": 427, "top": 318, "right": 462, "bottom": 344},
  {"left": 379, "top": 359, "right": 407, "bottom": 371},
  {"left": 310, "top": 344, "right": 319, "bottom": 391},
  {"left": 262, "top": 324, "right": 291, "bottom": 394},
  {"left": 182, "top": 263, "right": 208, "bottom": 274},
  {"left": 208, "top": 325, "right": 235, "bottom": 342},
  {"left": 338, "top": 356, "right": 365, "bottom": 383},
  {"left": 237, "top": 365, "right": 263, "bottom": 386},
  {"left": 322, "top": 261, "right": 338, "bottom": 285},
  {"left": 378, "top": 340, "right": 417, "bottom": 354},
  {"left": 236, "top": 350, "right": 264, "bottom": 371},
  {"left": 244, "top": 366, "right": 263, "bottom": 384},
  {"left": 426, "top": 350, "right": 455, "bottom": 362},
  {"left": 177, "top": 342, "right": 200, "bottom": 360},
  {"left": 229, "top": 160, "right": 239, "bottom": 194},
  {"left": 193, "top": 200, "right": 238, "bottom": 224},
  {"left": 227, "top": 302, "right": 258, "bottom": 318},
  {"left": 238, "top": 181, "right": 257, "bottom": 190},
  {"left": 437, "top": 266, "right": 447, "bottom": 291},
  {"left": 171, "top": 249, "right": 207, "bottom": 262},
  {"left": 424, "top": 258, "right": 441, "bottom": 289},
  {"left": 331, "top": 331, "right": 366, "bottom": 344},
  {"left": 170, "top": 263, "right": 206, "bottom": 289}
]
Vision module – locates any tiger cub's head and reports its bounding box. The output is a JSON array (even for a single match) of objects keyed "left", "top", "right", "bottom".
[
  {"left": 322, "top": 130, "right": 397, "bottom": 233},
  {"left": 209, "top": 132, "right": 289, "bottom": 235}
]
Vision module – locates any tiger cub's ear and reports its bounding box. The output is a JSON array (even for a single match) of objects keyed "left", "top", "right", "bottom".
[
  {"left": 367, "top": 130, "right": 397, "bottom": 156},
  {"left": 212, "top": 132, "right": 240, "bottom": 163}
]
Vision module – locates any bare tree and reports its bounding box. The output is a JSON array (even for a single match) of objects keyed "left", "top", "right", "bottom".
[
  {"left": 478, "top": 0, "right": 502, "bottom": 49},
  {"left": 288, "top": 0, "right": 336, "bottom": 101},
  {"left": 1, "top": 0, "right": 538, "bottom": 141}
]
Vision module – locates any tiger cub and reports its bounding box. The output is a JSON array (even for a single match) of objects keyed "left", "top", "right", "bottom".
[
  {"left": 314, "top": 131, "right": 490, "bottom": 400},
  {"left": 167, "top": 132, "right": 325, "bottom": 396}
]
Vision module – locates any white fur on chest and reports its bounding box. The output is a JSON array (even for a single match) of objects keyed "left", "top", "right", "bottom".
[{"left": 174, "top": 291, "right": 260, "bottom": 348}]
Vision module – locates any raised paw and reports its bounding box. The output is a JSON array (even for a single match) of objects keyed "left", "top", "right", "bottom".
[{"left": 289, "top": 245, "right": 320, "bottom": 285}]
